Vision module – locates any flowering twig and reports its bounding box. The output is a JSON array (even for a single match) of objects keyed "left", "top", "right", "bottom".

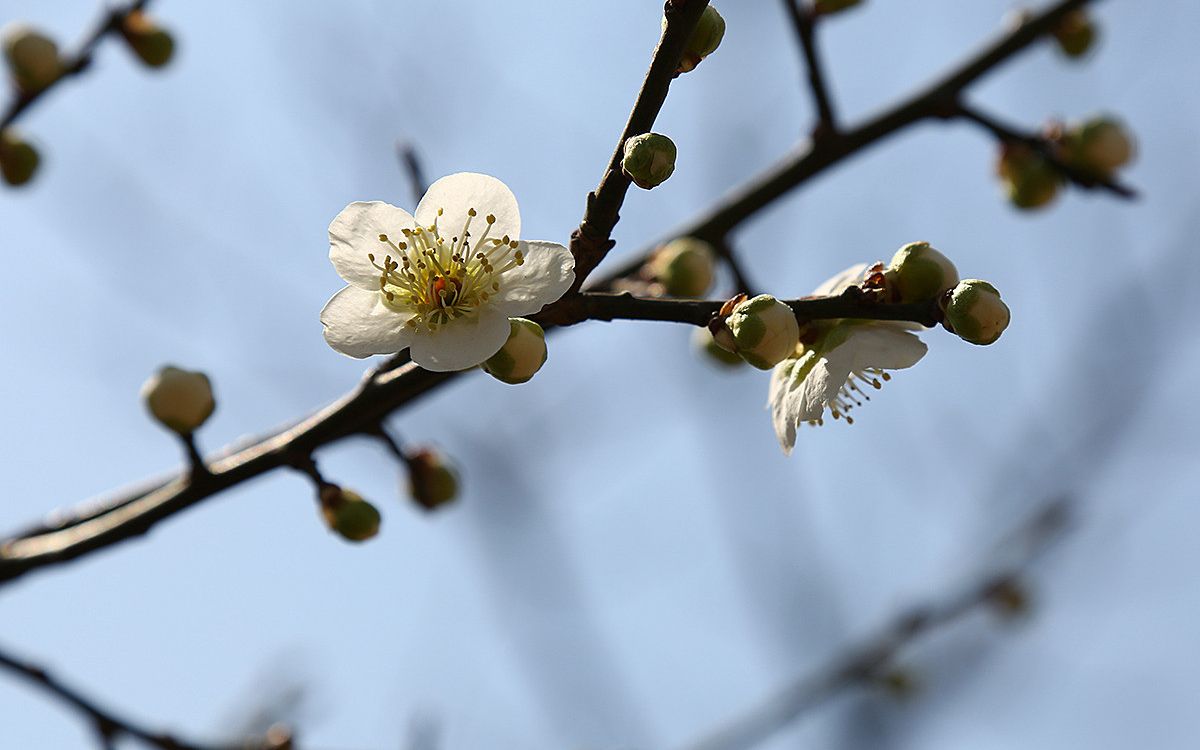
[
  {"left": 680, "top": 497, "right": 1072, "bottom": 750},
  {"left": 780, "top": 0, "right": 839, "bottom": 136},
  {"left": 951, "top": 100, "right": 1137, "bottom": 198},
  {"left": 0, "top": 0, "right": 1105, "bottom": 586},
  {"left": 0, "top": 643, "right": 235, "bottom": 750},
  {"left": 0, "top": 0, "right": 153, "bottom": 130}
]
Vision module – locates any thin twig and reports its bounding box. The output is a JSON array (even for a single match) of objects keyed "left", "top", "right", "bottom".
[
  {"left": 780, "top": 0, "right": 838, "bottom": 136},
  {"left": 713, "top": 238, "right": 757, "bottom": 296},
  {"left": 679, "top": 498, "right": 1073, "bottom": 750},
  {"left": 395, "top": 141, "right": 428, "bottom": 206}
]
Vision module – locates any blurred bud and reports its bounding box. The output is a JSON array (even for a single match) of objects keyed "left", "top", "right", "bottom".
[
  {"left": 407, "top": 447, "right": 459, "bottom": 512},
  {"left": 1052, "top": 10, "right": 1097, "bottom": 59},
  {"left": 986, "top": 577, "right": 1033, "bottom": 620},
  {"left": 886, "top": 241, "right": 959, "bottom": 303},
  {"left": 319, "top": 485, "right": 381, "bottom": 542},
  {"left": 120, "top": 11, "right": 175, "bottom": 69},
  {"left": 260, "top": 724, "right": 295, "bottom": 750},
  {"left": 1064, "top": 116, "right": 1135, "bottom": 176},
  {"left": 692, "top": 326, "right": 743, "bottom": 368},
  {"left": 996, "top": 143, "right": 1060, "bottom": 210},
  {"left": 2, "top": 23, "right": 63, "bottom": 94},
  {"left": 726, "top": 294, "right": 800, "bottom": 370},
  {"left": 622, "top": 132, "right": 676, "bottom": 189},
  {"left": 942, "top": 279, "right": 1010, "bottom": 346},
  {"left": 141, "top": 365, "right": 215, "bottom": 435},
  {"left": 813, "top": 0, "right": 864, "bottom": 16},
  {"left": 875, "top": 668, "right": 919, "bottom": 700},
  {"left": 0, "top": 128, "right": 40, "bottom": 186},
  {"left": 483, "top": 318, "right": 547, "bottom": 385},
  {"left": 669, "top": 5, "right": 725, "bottom": 74},
  {"left": 647, "top": 237, "right": 716, "bottom": 298}
]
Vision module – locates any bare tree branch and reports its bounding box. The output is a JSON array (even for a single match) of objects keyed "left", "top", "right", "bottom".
[{"left": 780, "top": 0, "right": 839, "bottom": 136}]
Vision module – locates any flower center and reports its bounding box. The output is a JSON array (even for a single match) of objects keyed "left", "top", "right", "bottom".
[{"left": 366, "top": 207, "right": 524, "bottom": 332}]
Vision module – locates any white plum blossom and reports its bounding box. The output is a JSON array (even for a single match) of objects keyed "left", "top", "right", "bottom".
[
  {"left": 768, "top": 264, "right": 928, "bottom": 454},
  {"left": 320, "top": 173, "right": 575, "bottom": 371}
]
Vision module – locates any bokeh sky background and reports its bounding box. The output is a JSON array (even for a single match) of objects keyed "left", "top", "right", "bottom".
[{"left": 2, "top": 0, "right": 1199, "bottom": 748}]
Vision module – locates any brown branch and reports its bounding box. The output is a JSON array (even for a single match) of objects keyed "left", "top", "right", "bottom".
[
  {"left": 567, "top": 0, "right": 712, "bottom": 291},
  {"left": 713, "top": 238, "right": 757, "bottom": 296},
  {"left": 0, "top": 0, "right": 1106, "bottom": 586},
  {"left": 0, "top": 643, "right": 237, "bottom": 750},
  {"left": 780, "top": 0, "right": 838, "bottom": 136},
  {"left": 0, "top": 0, "right": 153, "bottom": 131},
  {"left": 395, "top": 141, "right": 428, "bottom": 207},
  {"left": 952, "top": 100, "right": 1137, "bottom": 198},
  {"left": 679, "top": 497, "right": 1073, "bottom": 750}
]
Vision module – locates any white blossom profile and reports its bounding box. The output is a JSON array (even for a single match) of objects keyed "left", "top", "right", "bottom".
[
  {"left": 768, "top": 264, "right": 928, "bottom": 453},
  {"left": 320, "top": 173, "right": 575, "bottom": 371}
]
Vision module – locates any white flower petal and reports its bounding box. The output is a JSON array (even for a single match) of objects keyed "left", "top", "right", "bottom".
[
  {"left": 768, "top": 358, "right": 804, "bottom": 454},
  {"left": 492, "top": 241, "right": 575, "bottom": 316},
  {"left": 407, "top": 305, "right": 512, "bottom": 372},
  {"left": 812, "top": 263, "right": 870, "bottom": 297},
  {"left": 320, "top": 286, "right": 415, "bottom": 359},
  {"left": 841, "top": 324, "right": 928, "bottom": 370},
  {"left": 415, "top": 173, "right": 520, "bottom": 242},
  {"left": 802, "top": 348, "right": 855, "bottom": 418},
  {"left": 329, "top": 201, "right": 418, "bottom": 290}
]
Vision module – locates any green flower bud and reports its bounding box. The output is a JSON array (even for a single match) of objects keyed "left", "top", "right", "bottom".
[
  {"left": 141, "top": 365, "right": 215, "bottom": 435},
  {"left": 120, "top": 11, "right": 175, "bottom": 69},
  {"left": 670, "top": 5, "right": 726, "bottom": 73},
  {"left": 943, "top": 279, "right": 1010, "bottom": 346},
  {"left": 407, "top": 447, "right": 459, "bottom": 512},
  {"left": 1065, "top": 116, "right": 1134, "bottom": 176},
  {"left": 886, "top": 241, "right": 959, "bottom": 303},
  {"left": 319, "top": 486, "right": 381, "bottom": 542},
  {"left": 622, "top": 132, "right": 676, "bottom": 190},
  {"left": 1052, "top": 10, "right": 1097, "bottom": 59},
  {"left": 483, "top": 318, "right": 547, "bottom": 385},
  {"left": 996, "top": 144, "right": 1060, "bottom": 210},
  {"left": 0, "top": 128, "right": 40, "bottom": 186},
  {"left": 726, "top": 294, "right": 800, "bottom": 370},
  {"left": 692, "top": 326, "right": 743, "bottom": 367},
  {"left": 814, "top": 0, "right": 864, "bottom": 16},
  {"left": 647, "top": 237, "right": 716, "bottom": 298},
  {"left": 2, "top": 23, "right": 63, "bottom": 94}
]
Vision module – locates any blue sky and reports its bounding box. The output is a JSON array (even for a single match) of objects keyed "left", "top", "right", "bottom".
[{"left": 2, "top": 1, "right": 1199, "bottom": 748}]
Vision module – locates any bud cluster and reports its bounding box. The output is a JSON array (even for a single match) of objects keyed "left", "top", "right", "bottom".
[{"left": 711, "top": 294, "right": 801, "bottom": 370}]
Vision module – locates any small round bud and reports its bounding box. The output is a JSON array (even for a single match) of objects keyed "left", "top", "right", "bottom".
[
  {"left": 671, "top": 5, "right": 725, "bottom": 73},
  {"left": 996, "top": 144, "right": 1060, "bottom": 210},
  {"left": 407, "top": 448, "right": 459, "bottom": 512},
  {"left": 1052, "top": 10, "right": 1097, "bottom": 59},
  {"left": 319, "top": 486, "right": 381, "bottom": 542},
  {"left": 943, "top": 279, "right": 1010, "bottom": 346},
  {"left": 0, "top": 128, "right": 40, "bottom": 186},
  {"left": 120, "top": 11, "right": 175, "bottom": 69},
  {"left": 647, "top": 237, "right": 716, "bottom": 298},
  {"left": 813, "top": 0, "right": 864, "bottom": 16},
  {"left": 886, "top": 241, "right": 959, "bottom": 303},
  {"left": 622, "top": 132, "right": 676, "bottom": 190},
  {"left": 1065, "top": 116, "right": 1134, "bottom": 176},
  {"left": 2, "top": 23, "right": 63, "bottom": 93},
  {"left": 692, "top": 326, "right": 743, "bottom": 367},
  {"left": 726, "top": 294, "right": 801, "bottom": 370},
  {"left": 482, "top": 318, "right": 547, "bottom": 385},
  {"left": 140, "top": 365, "right": 215, "bottom": 435}
]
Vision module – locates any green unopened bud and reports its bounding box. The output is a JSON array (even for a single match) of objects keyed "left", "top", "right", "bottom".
[
  {"left": 141, "top": 365, "right": 215, "bottom": 435},
  {"left": 814, "top": 0, "right": 864, "bottom": 16},
  {"left": 1065, "top": 116, "right": 1134, "bottom": 176},
  {"left": 319, "top": 486, "right": 381, "bottom": 542},
  {"left": 647, "top": 237, "right": 716, "bottom": 298},
  {"left": 886, "top": 241, "right": 958, "bottom": 303},
  {"left": 2, "top": 23, "right": 63, "bottom": 93},
  {"left": 692, "top": 327, "right": 743, "bottom": 367},
  {"left": 483, "top": 318, "right": 547, "bottom": 385},
  {"left": 120, "top": 11, "right": 175, "bottom": 69},
  {"left": 996, "top": 144, "right": 1060, "bottom": 210},
  {"left": 943, "top": 279, "right": 1010, "bottom": 346},
  {"left": 669, "top": 5, "right": 725, "bottom": 73},
  {"left": 0, "top": 128, "right": 40, "bottom": 186},
  {"left": 1052, "top": 10, "right": 1097, "bottom": 59},
  {"left": 726, "top": 294, "right": 800, "bottom": 370},
  {"left": 622, "top": 132, "right": 676, "bottom": 190},
  {"left": 407, "top": 447, "right": 459, "bottom": 512}
]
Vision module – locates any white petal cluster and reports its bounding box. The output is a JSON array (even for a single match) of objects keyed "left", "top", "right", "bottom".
[{"left": 320, "top": 173, "right": 575, "bottom": 372}]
